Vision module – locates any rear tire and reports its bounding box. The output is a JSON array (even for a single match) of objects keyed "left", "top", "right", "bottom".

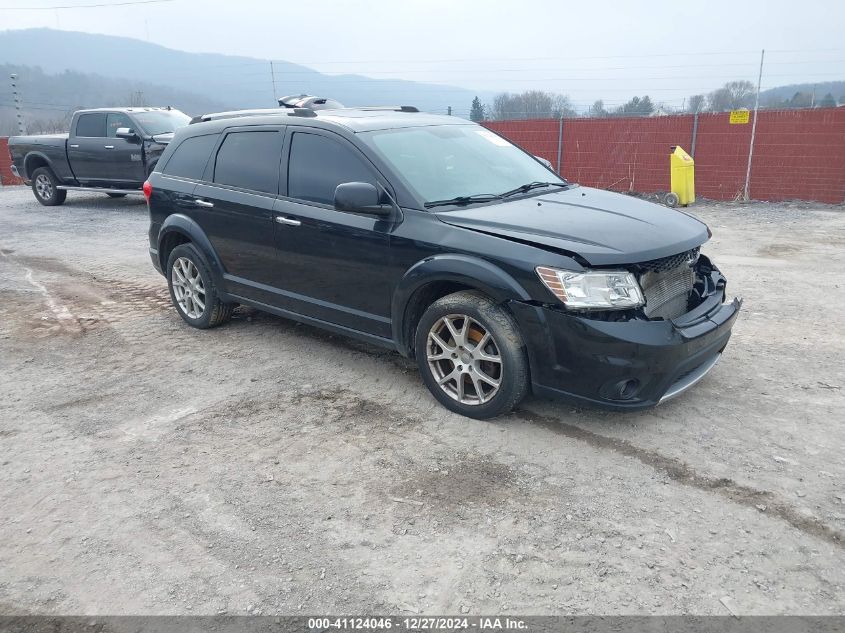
[
  {"left": 166, "top": 243, "right": 234, "bottom": 329},
  {"left": 31, "top": 167, "right": 67, "bottom": 206},
  {"left": 106, "top": 193, "right": 128, "bottom": 198},
  {"left": 415, "top": 290, "right": 530, "bottom": 419}
]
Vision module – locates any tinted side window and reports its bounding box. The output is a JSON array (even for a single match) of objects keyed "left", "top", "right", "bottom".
[
  {"left": 75, "top": 113, "right": 107, "bottom": 137},
  {"left": 214, "top": 131, "right": 283, "bottom": 194},
  {"left": 162, "top": 134, "right": 218, "bottom": 180},
  {"left": 107, "top": 113, "right": 134, "bottom": 137},
  {"left": 288, "top": 132, "right": 375, "bottom": 205}
]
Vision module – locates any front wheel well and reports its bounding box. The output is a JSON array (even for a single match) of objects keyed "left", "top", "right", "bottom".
[
  {"left": 404, "top": 281, "right": 486, "bottom": 357},
  {"left": 158, "top": 231, "right": 191, "bottom": 271}
]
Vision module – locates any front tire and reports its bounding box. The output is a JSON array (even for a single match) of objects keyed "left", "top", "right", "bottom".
[
  {"left": 166, "top": 243, "right": 234, "bottom": 329},
  {"left": 31, "top": 167, "right": 67, "bottom": 206},
  {"left": 415, "top": 291, "right": 530, "bottom": 419}
]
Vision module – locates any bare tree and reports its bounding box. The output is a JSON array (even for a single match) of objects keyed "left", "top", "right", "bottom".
[
  {"left": 587, "top": 100, "right": 607, "bottom": 118},
  {"left": 491, "top": 91, "right": 575, "bottom": 120},
  {"left": 687, "top": 94, "right": 705, "bottom": 113},
  {"left": 707, "top": 80, "right": 755, "bottom": 112},
  {"left": 25, "top": 113, "right": 72, "bottom": 134}
]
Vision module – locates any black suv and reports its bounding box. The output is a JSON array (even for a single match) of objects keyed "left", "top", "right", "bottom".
[{"left": 145, "top": 106, "right": 740, "bottom": 419}]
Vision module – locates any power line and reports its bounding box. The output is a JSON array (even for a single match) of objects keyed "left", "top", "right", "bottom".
[
  {"left": 0, "top": 0, "right": 173, "bottom": 9},
  {"left": 266, "top": 48, "right": 845, "bottom": 67}
]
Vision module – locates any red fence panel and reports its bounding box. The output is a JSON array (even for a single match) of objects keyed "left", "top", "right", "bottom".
[
  {"left": 0, "top": 137, "right": 24, "bottom": 186},
  {"left": 749, "top": 108, "right": 845, "bottom": 204},
  {"left": 560, "top": 116, "right": 693, "bottom": 194},
  {"left": 692, "top": 112, "right": 752, "bottom": 200},
  {"left": 484, "top": 108, "right": 845, "bottom": 204}
]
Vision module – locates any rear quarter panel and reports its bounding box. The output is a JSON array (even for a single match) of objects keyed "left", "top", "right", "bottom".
[{"left": 9, "top": 134, "right": 75, "bottom": 183}]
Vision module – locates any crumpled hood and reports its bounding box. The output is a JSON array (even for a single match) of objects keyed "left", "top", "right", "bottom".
[{"left": 435, "top": 186, "right": 709, "bottom": 266}]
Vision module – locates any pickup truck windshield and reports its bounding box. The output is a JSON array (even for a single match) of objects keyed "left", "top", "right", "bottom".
[
  {"left": 133, "top": 110, "right": 191, "bottom": 136},
  {"left": 360, "top": 124, "right": 564, "bottom": 206}
]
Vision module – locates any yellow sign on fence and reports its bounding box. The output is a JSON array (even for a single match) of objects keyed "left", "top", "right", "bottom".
[{"left": 729, "top": 110, "right": 750, "bottom": 124}]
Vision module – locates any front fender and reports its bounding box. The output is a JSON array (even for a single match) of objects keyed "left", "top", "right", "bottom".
[
  {"left": 391, "top": 253, "right": 532, "bottom": 356},
  {"left": 157, "top": 214, "right": 227, "bottom": 293}
]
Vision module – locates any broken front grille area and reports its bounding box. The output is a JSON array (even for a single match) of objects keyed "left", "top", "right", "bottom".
[
  {"left": 634, "top": 248, "right": 700, "bottom": 320},
  {"left": 552, "top": 247, "right": 712, "bottom": 323},
  {"left": 639, "top": 264, "right": 695, "bottom": 320}
]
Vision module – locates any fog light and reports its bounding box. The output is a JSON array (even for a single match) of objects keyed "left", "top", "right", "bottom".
[
  {"left": 618, "top": 379, "right": 640, "bottom": 400},
  {"left": 601, "top": 378, "right": 641, "bottom": 401}
]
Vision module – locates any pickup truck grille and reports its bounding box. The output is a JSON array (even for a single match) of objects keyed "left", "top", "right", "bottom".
[{"left": 640, "top": 263, "right": 695, "bottom": 320}]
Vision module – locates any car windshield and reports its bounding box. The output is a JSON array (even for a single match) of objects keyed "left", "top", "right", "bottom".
[
  {"left": 360, "top": 124, "right": 565, "bottom": 207},
  {"left": 133, "top": 110, "right": 191, "bottom": 136}
]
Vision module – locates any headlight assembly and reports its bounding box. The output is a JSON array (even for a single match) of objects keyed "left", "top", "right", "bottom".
[{"left": 536, "top": 266, "right": 645, "bottom": 310}]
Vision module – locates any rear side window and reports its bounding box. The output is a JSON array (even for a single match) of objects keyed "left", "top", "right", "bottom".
[
  {"left": 288, "top": 132, "right": 375, "bottom": 205},
  {"left": 75, "top": 113, "right": 107, "bottom": 137},
  {"left": 214, "top": 131, "right": 283, "bottom": 194},
  {"left": 162, "top": 134, "right": 218, "bottom": 180}
]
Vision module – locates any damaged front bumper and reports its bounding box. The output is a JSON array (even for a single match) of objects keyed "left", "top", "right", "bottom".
[{"left": 509, "top": 271, "right": 741, "bottom": 410}]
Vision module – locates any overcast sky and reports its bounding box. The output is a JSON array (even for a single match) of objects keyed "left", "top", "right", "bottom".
[{"left": 2, "top": 0, "right": 844, "bottom": 110}]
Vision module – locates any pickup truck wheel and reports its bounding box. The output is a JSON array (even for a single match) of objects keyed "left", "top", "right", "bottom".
[
  {"left": 166, "top": 243, "right": 234, "bottom": 329},
  {"left": 415, "top": 291, "right": 529, "bottom": 419},
  {"left": 31, "top": 167, "right": 67, "bottom": 206},
  {"left": 106, "top": 193, "right": 128, "bottom": 198}
]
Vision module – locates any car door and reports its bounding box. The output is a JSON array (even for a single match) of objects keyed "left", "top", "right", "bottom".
[
  {"left": 156, "top": 132, "right": 219, "bottom": 214},
  {"left": 67, "top": 112, "right": 110, "bottom": 185},
  {"left": 191, "top": 127, "right": 284, "bottom": 306},
  {"left": 106, "top": 112, "right": 146, "bottom": 186},
  {"left": 272, "top": 129, "right": 395, "bottom": 338}
]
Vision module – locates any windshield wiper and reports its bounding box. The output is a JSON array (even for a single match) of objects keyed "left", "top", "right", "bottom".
[
  {"left": 499, "top": 181, "right": 567, "bottom": 198},
  {"left": 424, "top": 193, "right": 503, "bottom": 209}
]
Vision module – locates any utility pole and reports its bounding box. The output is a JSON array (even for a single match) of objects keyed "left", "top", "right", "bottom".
[
  {"left": 556, "top": 113, "right": 564, "bottom": 175},
  {"left": 10, "top": 74, "right": 25, "bottom": 135},
  {"left": 270, "top": 61, "right": 278, "bottom": 104},
  {"left": 743, "top": 49, "right": 764, "bottom": 202}
]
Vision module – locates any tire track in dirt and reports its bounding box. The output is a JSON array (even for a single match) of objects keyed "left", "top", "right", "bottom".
[
  {"left": 1, "top": 250, "right": 176, "bottom": 341},
  {"left": 515, "top": 408, "right": 843, "bottom": 548}
]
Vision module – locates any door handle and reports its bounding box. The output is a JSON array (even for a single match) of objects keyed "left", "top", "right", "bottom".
[
  {"left": 194, "top": 199, "right": 214, "bottom": 208},
  {"left": 69, "top": 144, "right": 79, "bottom": 149},
  {"left": 104, "top": 145, "right": 115, "bottom": 149},
  {"left": 275, "top": 216, "right": 301, "bottom": 226}
]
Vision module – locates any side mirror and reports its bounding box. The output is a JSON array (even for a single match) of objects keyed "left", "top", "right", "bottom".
[
  {"left": 334, "top": 182, "right": 391, "bottom": 216},
  {"left": 115, "top": 127, "right": 138, "bottom": 140},
  {"left": 535, "top": 155, "right": 553, "bottom": 169}
]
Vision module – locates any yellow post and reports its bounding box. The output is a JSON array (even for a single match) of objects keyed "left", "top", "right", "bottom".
[{"left": 669, "top": 145, "right": 695, "bottom": 207}]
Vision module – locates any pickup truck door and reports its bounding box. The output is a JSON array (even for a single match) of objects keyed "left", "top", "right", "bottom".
[
  {"left": 67, "top": 112, "right": 111, "bottom": 185},
  {"left": 105, "top": 112, "right": 146, "bottom": 186}
]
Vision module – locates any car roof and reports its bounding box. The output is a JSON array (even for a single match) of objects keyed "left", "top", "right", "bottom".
[{"left": 186, "top": 108, "right": 471, "bottom": 134}]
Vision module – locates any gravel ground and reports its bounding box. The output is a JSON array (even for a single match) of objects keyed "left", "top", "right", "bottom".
[{"left": 0, "top": 185, "right": 843, "bottom": 616}]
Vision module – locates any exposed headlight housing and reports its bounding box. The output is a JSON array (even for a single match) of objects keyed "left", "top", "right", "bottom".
[{"left": 536, "top": 266, "right": 645, "bottom": 310}]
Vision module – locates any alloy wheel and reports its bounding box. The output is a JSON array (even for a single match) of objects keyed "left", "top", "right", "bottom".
[
  {"left": 171, "top": 257, "right": 206, "bottom": 319},
  {"left": 426, "top": 314, "right": 503, "bottom": 405},
  {"left": 35, "top": 174, "right": 53, "bottom": 200}
]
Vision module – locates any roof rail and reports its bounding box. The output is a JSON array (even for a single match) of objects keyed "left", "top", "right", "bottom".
[
  {"left": 189, "top": 108, "right": 288, "bottom": 124},
  {"left": 357, "top": 105, "right": 420, "bottom": 113},
  {"left": 290, "top": 108, "right": 317, "bottom": 117}
]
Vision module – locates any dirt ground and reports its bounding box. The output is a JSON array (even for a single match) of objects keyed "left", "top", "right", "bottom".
[{"left": 0, "top": 185, "right": 843, "bottom": 616}]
